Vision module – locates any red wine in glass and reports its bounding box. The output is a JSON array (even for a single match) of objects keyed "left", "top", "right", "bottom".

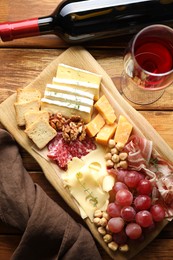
[{"left": 134, "top": 38, "right": 173, "bottom": 88}]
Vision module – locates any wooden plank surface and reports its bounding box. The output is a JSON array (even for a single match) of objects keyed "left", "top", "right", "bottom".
[{"left": 0, "top": 1, "right": 173, "bottom": 260}]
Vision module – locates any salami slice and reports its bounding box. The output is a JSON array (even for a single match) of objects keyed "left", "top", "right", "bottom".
[{"left": 47, "top": 132, "right": 96, "bottom": 170}]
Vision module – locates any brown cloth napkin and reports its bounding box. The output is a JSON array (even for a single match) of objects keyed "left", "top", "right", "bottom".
[{"left": 0, "top": 129, "right": 102, "bottom": 260}]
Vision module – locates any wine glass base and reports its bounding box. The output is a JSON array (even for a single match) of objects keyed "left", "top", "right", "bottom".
[{"left": 121, "top": 72, "right": 165, "bottom": 105}]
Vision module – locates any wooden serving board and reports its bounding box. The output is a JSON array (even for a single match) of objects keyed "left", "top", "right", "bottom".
[{"left": 0, "top": 46, "right": 172, "bottom": 260}]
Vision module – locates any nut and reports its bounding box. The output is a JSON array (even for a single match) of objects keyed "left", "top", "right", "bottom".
[
  {"left": 119, "top": 244, "right": 129, "bottom": 252},
  {"left": 112, "top": 154, "right": 120, "bottom": 163},
  {"left": 111, "top": 147, "right": 118, "bottom": 155},
  {"left": 108, "top": 139, "right": 116, "bottom": 148},
  {"left": 116, "top": 142, "right": 124, "bottom": 151},
  {"left": 94, "top": 210, "right": 103, "bottom": 218},
  {"left": 98, "top": 227, "right": 107, "bottom": 236},
  {"left": 102, "top": 211, "right": 110, "bottom": 220},
  {"left": 106, "top": 159, "right": 114, "bottom": 168},
  {"left": 105, "top": 152, "right": 112, "bottom": 160},
  {"left": 100, "top": 217, "right": 108, "bottom": 227},
  {"left": 103, "top": 234, "right": 112, "bottom": 243},
  {"left": 119, "top": 160, "right": 128, "bottom": 169},
  {"left": 119, "top": 152, "right": 128, "bottom": 161},
  {"left": 108, "top": 241, "right": 118, "bottom": 251},
  {"left": 93, "top": 217, "right": 101, "bottom": 226}
]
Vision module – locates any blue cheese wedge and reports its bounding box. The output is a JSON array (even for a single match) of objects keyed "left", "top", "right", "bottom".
[
  {"left": 55, "top": 63, "right": 102, "bottom": 100},
  {"left": 41, "top": 98, "right": 92, "bottom": 123}
]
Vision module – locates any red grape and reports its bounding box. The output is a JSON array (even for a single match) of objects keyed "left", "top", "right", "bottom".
[
  {"left": 136, "top": 210, "right": 153, "bottom": 227},
  {"left": 116, "top": 169, "right": 128, "bottom": 182},
  {"left": 150, "top": 204, "right": 165, "bottom": 222},
  {"left": 108, "top": 217, "right": 125, "bottom": 233},
  {"left": 113, "top": 230, "right": 127, "bottom": 245},
  {"left": 137, "top": 179, "right": 152, "bottom": 195},
  {"left": 125, "top": 223, "right": 142, "bottom": 239},
  {"left": 113, "top": 181, "right": 128, "bottom": 193},
  {"left": 107, "top": 202, "right": 121, "bottom": 217},
  {"left": 124, "top": 171, "right": 142, "bottom": 188},
  {"left": 115, "top": 189, "right": 133, "bottom": 206},
  {"left": 134, "top": 195, "right": 152, "bottom": 210},
  {"left": 121, "top": 206, "right": 136, "bottom": 222}
]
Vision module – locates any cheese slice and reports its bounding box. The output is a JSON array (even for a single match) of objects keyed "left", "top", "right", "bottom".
[
  {"left": 114, "top": 115, "right": 133, "bottom": 145},
  {"left": 96, "top": 122, "right": 117, "bottom": 146},
  {"left": 41, "top": 98, "right": 92, "bottom": 123},
  {"left": 55, "top": 64, "right": 102, "bottom": 100},
  {"left": 63, "top": 148, "right": 109, "bottom": 221},
  {"left": 44, "top": 90, "right": 94, "bottom": 107},
  {"left": 94, "top": 95, "right": 116, "bottom": 124},
  {"left": 47, "top": 82, "right": 94, "bottom": 100},
  {"left": 86, "top": 113, "right": 105, "bottom": 137},
  {"left": 53, "top": 77, "right": 100, "bottom": 101},
  {"left": 56, "top": 63, "right": 102, "bottom": 85}
]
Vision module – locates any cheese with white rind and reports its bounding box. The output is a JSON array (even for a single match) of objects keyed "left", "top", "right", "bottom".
[
  {"left": 41, "top": 98, "right": 92, "bottom": 123},
  {"left": 55, "top": 63, "right": 101, "bottom": 100},
  {"left": 56, "top": 63, "right": 102, "bottom": 85},
  {"left": 44, "top": 90, "right": 94, "bottom": 107},
  {"left": 53, "top": 77, "right": 100, "bottom": 101},
  {"left": 47, "top": 82, "right": 94, "bottom": 100}
]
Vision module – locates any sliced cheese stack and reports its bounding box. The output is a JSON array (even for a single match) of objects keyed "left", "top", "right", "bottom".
[{"left": 41, "top": 63, "right": 102, "bottom": 123}]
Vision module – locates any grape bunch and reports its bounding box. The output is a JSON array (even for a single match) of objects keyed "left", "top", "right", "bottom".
[{"left": 106, "top": 169, "right": 165, "bottom": 246}]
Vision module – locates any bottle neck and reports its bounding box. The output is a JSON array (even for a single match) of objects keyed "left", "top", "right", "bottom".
[{"left": 0, "top": 16, "right": 54, "bottom": 41}]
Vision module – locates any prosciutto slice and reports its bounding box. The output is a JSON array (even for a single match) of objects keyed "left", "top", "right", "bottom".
[{"left": 124, "top": 135, "right": 153, "bottom": 171}]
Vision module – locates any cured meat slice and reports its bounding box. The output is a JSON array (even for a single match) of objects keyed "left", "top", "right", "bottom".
[
  {"left": 47, "top": 132, "right": 96, "bottom": 170},
  {"left": 124, "top": 135, "right": 153, "bottom": 170}
]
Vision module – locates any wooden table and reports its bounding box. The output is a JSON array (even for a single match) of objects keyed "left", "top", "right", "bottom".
[{"left": 1, "top": 1, "right": 173, "bottom": 259}]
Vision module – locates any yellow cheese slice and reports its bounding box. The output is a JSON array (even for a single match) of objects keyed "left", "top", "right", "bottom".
[
  {"left": 94, "top": 95, "right": 116, "bottom": 124},
  {"left": 63, "top": 146, "right": 109, "bottom": 221},
  {"left": 86, "top": 113, "right": 105, "bottom": 137},
  {"left": 114, "top": 115, "right": 133, "bottom": 145},
  {"left": 96, "top": 122, "right": 117, "bottom": 146}
]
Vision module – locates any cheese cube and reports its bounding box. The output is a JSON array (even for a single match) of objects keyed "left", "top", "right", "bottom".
[
  {"left": 96, "top": 122, "right": 117, "bottom": 146},
  {"left": 94, "top": 95, "right": 116, "bottom": 124},
  {"left": 86, "top": 113, "right": 105, "bottom": 137},
  {"left": 114, "top": 115, "right": 133, "bottom": 145}
]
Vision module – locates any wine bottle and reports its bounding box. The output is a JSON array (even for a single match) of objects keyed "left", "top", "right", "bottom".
[{"left": 1, "top": 0, "right": 173, "bottom": 43}]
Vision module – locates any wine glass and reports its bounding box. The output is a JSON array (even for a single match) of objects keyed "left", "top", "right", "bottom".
[{"left": 121, "top": 24, "right": 173, "bottom": 105}]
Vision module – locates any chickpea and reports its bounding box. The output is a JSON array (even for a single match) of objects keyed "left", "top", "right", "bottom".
[
  {"left": 119, "top": 152, "right": 128, "bottom": 161},
  {"left": 119, "top": 244, "right": 129, "bottom": 252},
  {"left": 116, "top": 142, "right": 124, "bottom": 151},
  {"left": 108, "top": 139, "right": 115, "bottom": 148},
  {"left": 112, "top": 154, "right": 120, "bottom": 163},
  {"left": 103, "top": 234, "right": 112, "bottom": 243},
  {"left": 98, "top": 227, "right": 107, "bottom": 236},
  {"left": 111, "top": 147, "right": 118, "bottom": 155},
  {"left": 106, "top": 159, "right": 114, "bottom": 168},
  {"left": 119, "top": 160, "right": 128, "bottom": 169},
  {"left": 100, "top": 217, "right": 107, "bottom": 227},
  {"left": 94, "top": 209, "right": 102, "bottom": 218},
  {"left": 108, "top": 241, "right": 118, "bottom": 251},
  {"left": 105, "top": 152, "right": 112, "bottom": 160}
]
